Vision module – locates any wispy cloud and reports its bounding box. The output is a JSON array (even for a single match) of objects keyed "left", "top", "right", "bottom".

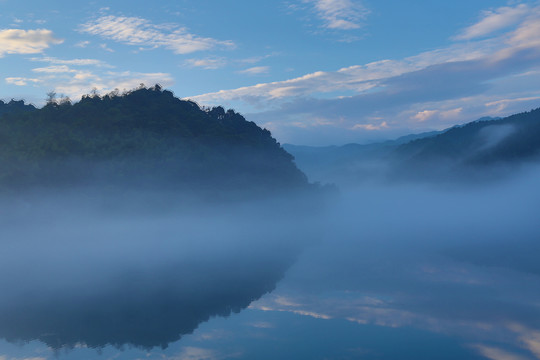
[
  {"left": 188, "top": 40, "right": 497, "bottom": 104},
  {"left": 32, "top": 65, "right": 76, "bottom": 73},
  {"left": 455, "top": 4, "right": 530, "bottom": 40},
  {"left": 0, "top": 29, "right": 63, "bottom": 57},
  {"left": 79, "top": 15, "right": 234, "bottom": 54},
  {"left": 185, "top": 57, "right": 227, "bottom": 70},
  {"left": 54, "top": 70, "right": 174, "bottom": 100},
  {"left": 5, "top": 77, "right": 42, "bottom": 86},
  {"left": 238, "top": 66, "right": 270, "bottom": 75},
  {"left": 8, "top": 63, "right": 173, "bottom": 103},
  {"left": 412, "top": 108, "right": 462, "bottom": 123},
  {"left": 471, "top": 344, "right": 531, "bottom": 360},
  {"left": 352, "top": 121, "right": 388, "bottom": 131},
  {"left": 99, "top": 43, "right": 114, "bottom": 52},
  {"left": 187, "top": 3, "right": 540, "bottom": 145},
  {"left": 169, "top": 346, "right": 241, "bottom": 360},
  {"left": 74, "top": 40, "right": 90, "bottom": 48},
  {"left": 29, "top": 56, "right": 111, "bottom": 67},
  {"left": 304, "top": 0, "right": 370, "bottom": 30},
  {"left": 240, "top": 53, "right": 276, "bottom": 64}
]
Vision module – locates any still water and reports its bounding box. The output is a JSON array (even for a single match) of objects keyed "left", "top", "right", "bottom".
[{"left": 1, "top": 172, "right": 539, "bottom": 360}]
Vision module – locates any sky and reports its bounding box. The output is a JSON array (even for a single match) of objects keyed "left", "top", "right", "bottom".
[{"left": 1, "top": 0, "right": 540, "bottom": 145}]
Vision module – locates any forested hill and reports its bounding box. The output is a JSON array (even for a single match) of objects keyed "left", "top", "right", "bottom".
[
  {"left": 0, "top": 86, "right": 309, "bottom": 192},
  {"left": 284, "top": 108, "right": 540, "bottom": 185},
  {"left": 396, "top": 108, "right": 540, "bottom": 165},
  {"left": 0, "top": 99, "right": 36, "bottom": 117}
]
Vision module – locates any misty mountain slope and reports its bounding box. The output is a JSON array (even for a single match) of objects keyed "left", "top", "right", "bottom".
[
  {"left": 0, "top": 86, "right": 309, "bottom": 194},
  {"left": 391, "top": 108, "right": 540, "bottom": 180},
  {"left": 395, "top": 112, "right": 539, "bottom": 162},
  {"left": 283, "top": 129, "right": 444, "bottom": 185},
  {"left": 286, "top": 110, "right": 540, "bottom": 185}
]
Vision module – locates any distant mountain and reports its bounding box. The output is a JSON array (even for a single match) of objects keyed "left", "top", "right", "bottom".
[
  {"left": 285, "top": 110, "right": 540, "bottom": 185},
  {"left": 393, "top": 109, "right": 540, "bottom": 180},
  {"left": 283, "top": 128, "right": 445, "bottom": 184},
  {"left": 0, "top": 85, "right": 309, "bottom": 194}
]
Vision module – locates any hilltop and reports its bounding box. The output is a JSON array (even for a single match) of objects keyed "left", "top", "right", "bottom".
[{"left": 0, "top": 86, "right": 309, "bottom": 195}]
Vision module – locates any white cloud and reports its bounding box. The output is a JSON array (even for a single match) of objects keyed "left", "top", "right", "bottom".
[
  {"left": 186, "top": 4, "right": 540, "bottom": 142},
  {"left": 8, "top": 67, "right": 173, "bottom": 103},
  {"left": 440, "top": 107, "right": 463, "bottom": 120},
  {"left": 238, "top": 66, "right": 270, "bottom": 75},
  {"left": 32, "top": 65, "right": 76, "bottom": 73},
  {"left": 0, "top": 29, "right": 63, "bottom": 57},
  {"left": 352, "top": 121, "right": 388, "bottom": 131},
  {"left": 99, "top": 43, "right": 114, "bottom": 52},
  {"left": 509, "top": 324, "right": 540, "bottom": 359},
  {"left": 412, "top": 108, "right": 463, "bottom": 123},
  {"left": 455, "top": 4, "right": 530, "bottom": 40},
  {"left": 173, "top": 347, "right": 218, "bottom": 360},
  {"left": 30, "top": 56, "right": 111, "bottom": 67},
  {"left": 5, "top": 77, "right": 42, "bottom": 86},
  {"left": 53, "top": 70, "right": 174, "bottom": 100},
  {"left": 305, "top": 0, "right": 370, "bottom": 30},
  {"left": 507, "top": 11, "right": 540, "bottom": 49},
  {"left": 79, "top": 15, "right": 234, "bottom": 54},
  {"left": 185, "top": 57, "right": 226, "bottom": 69},
  {"left": 74, "top": 40, "right": 90, "bottom": 48},
  {"left": 239, "top": 53, "right": 276, "bottom": 64},
  {"left": 187, "top": 41, "right": 493, "bottom": 105},
  {"left": 486, "top": 96, "right": 540, "bottom": 113},
  {"left": 471, "top": 344, "right": 530, "bottom": 360},
  {"left": 168, "top": 346, "right": 241, "bottom": 360},
  {"left": 413, "top": 110, "right": 438, "bottom": 122}
]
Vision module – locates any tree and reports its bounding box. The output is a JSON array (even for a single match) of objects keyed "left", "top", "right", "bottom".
[{"left": 46, "top": 91, "right": 57, "bottom": 105}]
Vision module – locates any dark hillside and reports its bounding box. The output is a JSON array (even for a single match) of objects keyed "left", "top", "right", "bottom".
[
  {"left": 285, "top": 109, "right": 540, "bottom": 185},
  {"left": 0, "top": 86, "right": 308, "bottom": 193},
  {"left": 392, "top": 108, "right": 540, "bottom": 180},
  {"left": 0, "top": 99, "right": 36, "bottom": 117}
]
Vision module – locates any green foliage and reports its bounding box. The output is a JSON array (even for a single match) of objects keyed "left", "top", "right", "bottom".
[{"left": 0, "top": 86, "right": 308, "bottom": 191}]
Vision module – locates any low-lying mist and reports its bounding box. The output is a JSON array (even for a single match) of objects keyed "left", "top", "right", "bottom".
[
  {"left": 251, "top": 163, "right": 540, "bottom": 358},
  {"left": 1, "top": 159, "right": 539, "bottom": 358},
  {"left": 0, "top": 188, "right": 323, "bottom": 349}
]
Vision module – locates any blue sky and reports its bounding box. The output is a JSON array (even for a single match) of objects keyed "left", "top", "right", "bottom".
[{"left": 1, "top": 0, "right": 540, "bottom": 145}]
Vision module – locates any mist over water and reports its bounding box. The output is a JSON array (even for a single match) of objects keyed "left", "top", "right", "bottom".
[
  {"left": 250, "top": 164, "right": 540, "bottom": 359},
  {"left": 1, "top": 164, "right": 540, "bottom": 359},
  {"left": 0, "top": 189, "right": 322, "bottom": 350}
]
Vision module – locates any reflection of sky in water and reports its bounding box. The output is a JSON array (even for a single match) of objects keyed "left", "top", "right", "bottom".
[{"left": 1, "top": 169, "right": 540, "bottom": 359}]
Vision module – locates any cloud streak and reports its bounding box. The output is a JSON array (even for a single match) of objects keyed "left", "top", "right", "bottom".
[
  {"left": 238, "top": 66, "right": 270, "bottom": 75},
  {"left": 185, "top": 57, "right": 227, "bottom": 70},
  {"left": 187, "top": 3, "right": 540, "bottom": 145},
  {"left": 6, "top": 56, "right": 172, "bottom": 101},
  {"left": 305, "top": 0, "right": 369, "bottom": 30},
  {"left": 455, "top": 4, "right": 530, "bottom": 40},
  {"left": 30, "top": 56, "right": 111, "bottom": 67},
  {"left": 79, "top": 15, "right": 234, "bottom": 54},
  {"left": 0, "top": 29, "right": 63, "bottom": 57}
]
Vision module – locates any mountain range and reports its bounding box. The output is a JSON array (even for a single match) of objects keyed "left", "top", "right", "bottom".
[{"left": 285, "top": 109, "right": 540, "bottom": 185}]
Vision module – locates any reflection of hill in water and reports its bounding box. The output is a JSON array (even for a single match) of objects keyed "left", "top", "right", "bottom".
[
  {"left": 0, "top": 192, "right": 317, "bottom": 349},
  {"left": 0, "top": 86, "right": 324, "bottom": 349}
]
